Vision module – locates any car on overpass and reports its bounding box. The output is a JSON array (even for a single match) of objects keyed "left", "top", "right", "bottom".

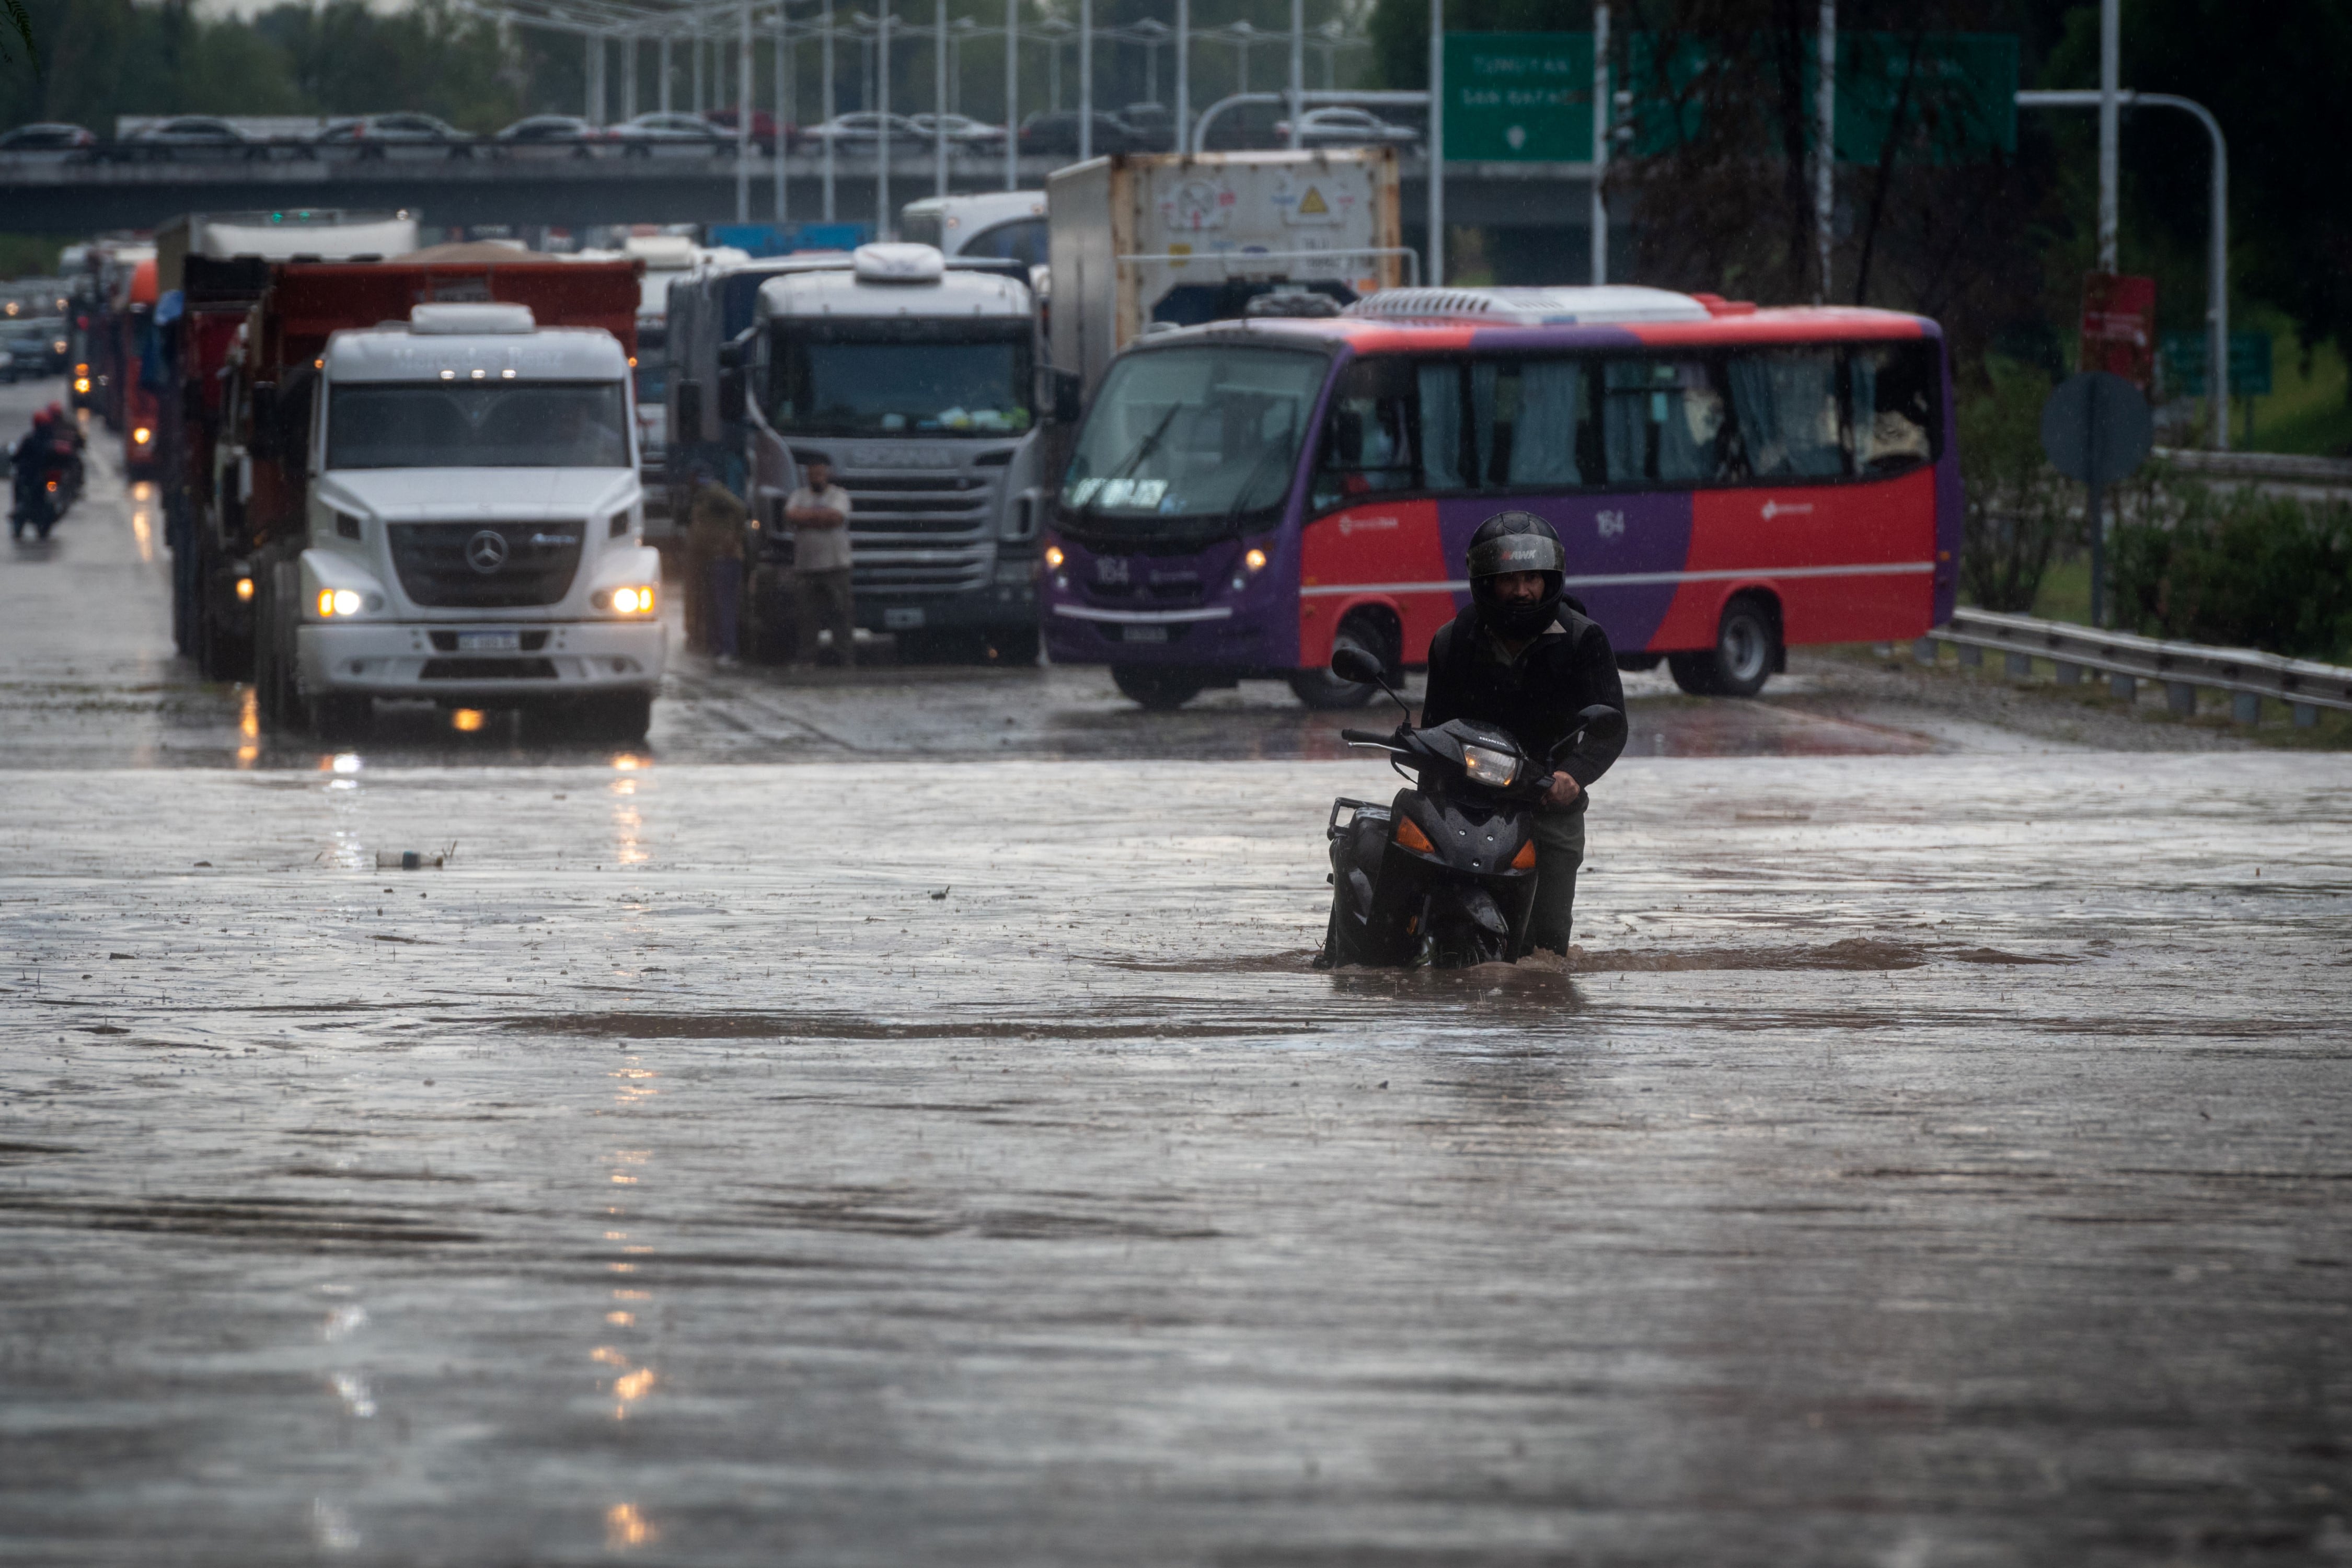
[
  {"left": 609, "top": 112, "right": 736, "bottom": 158},
  {"left": 122, "top": 116, "right": 278, "bottom": 162},
  {"left": 491, "top": 114, "right": 610, "bottom": 160},
  {"left": 800, "top": 112, "right": 928, "bottom": 151},
  {"left": 311, "top": 113, "right": 478, "bottom": 160},
  {"left": 1271, "top": 107, "right": 1422, "bottom": 148},
  {"left": 908, "top": 113, "right": 1008, "bottom": 151},
  {"left": 1017, "top": 109, "right": 1159, "bottom": 156},
  {"left": 0, "top": 123, "right": 99, "bottom": 164},
  {"left": 703, "top": 107, "right": 789, "bottom": 154}
]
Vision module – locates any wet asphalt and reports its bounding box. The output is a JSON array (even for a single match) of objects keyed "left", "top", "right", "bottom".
[{"left": 3, "top": 379, "right": 2348, "bottom": 1565}]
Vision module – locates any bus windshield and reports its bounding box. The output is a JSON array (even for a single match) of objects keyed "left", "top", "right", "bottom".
[
  {"left": 765, "top": 318, "right": 1032, "bottom": 436},
  {"left": 327, "top": 382, "right": 631, "bottom": 469},
  {"left": 1061, "top": 343, "right": 1328, "bottom": 540}
]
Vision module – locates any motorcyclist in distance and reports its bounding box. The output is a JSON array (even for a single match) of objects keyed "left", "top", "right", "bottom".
[
  {"left": 1417, "top": 511, "right": 1628, "bottom": 959},
  {"left": 10, "top": 405, "right": 59, "bottom": 531}
]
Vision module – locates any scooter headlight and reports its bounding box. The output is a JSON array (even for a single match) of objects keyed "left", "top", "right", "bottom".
[{"left": 1461, "top": 743, "right": 1520, "bottom": 788}]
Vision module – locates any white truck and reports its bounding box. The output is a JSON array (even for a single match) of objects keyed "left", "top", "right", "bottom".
[
  {"left": 263, "top": 301, "right": 665, "bottom": 741},
  {"left": 725, "top": 243, "right": 1048, "bottom": 663},
  {"left": 899, "top": 190, "right": 1050, "bottom": 267},
  {"left": 1045, "top": 148, "right": 1405, "bottom": 394}
]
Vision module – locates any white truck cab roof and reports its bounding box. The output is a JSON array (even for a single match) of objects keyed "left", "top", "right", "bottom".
[
  {"left": 755, "top": 243, "right": 1032, "bottom": 321},
  {"left": 325, "top": 312, "right": 630, "bottom": 383}
]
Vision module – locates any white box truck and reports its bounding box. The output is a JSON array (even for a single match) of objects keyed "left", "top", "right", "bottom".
[{"left": 1045, "top": 149, "right": 1404, "bottom": 394}]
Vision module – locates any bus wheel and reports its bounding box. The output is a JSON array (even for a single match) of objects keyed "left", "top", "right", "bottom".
[
  {"left": 1288, "top": 620, "right": 1392, "bottom": 710},
  {"left": 1670, "top": 597, "right": 1779, "bottom": 698},
  {"left": 1112, "top": 664, "right": 1206, "bottom": 711}
]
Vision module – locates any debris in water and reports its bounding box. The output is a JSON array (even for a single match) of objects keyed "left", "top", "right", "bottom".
[
  {"left": 930, "top": 887, "right": 951, "bottom": 900},
  {"left": 377, "top": 850, "right": 444, "bottom": 871}
]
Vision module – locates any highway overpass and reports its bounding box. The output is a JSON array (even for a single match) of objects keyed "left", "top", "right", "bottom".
[{"left": 1, "top": 152, "right": 1598, "bottom": 247}]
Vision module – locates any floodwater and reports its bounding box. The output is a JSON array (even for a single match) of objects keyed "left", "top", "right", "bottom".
[{"left": 3, "top": 382, "right": 2348, "bottom": 1564}]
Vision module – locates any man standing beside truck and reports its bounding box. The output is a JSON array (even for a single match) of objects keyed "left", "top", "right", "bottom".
[{"left": 784, "top": 454, "right": 855, "bottom": 668}]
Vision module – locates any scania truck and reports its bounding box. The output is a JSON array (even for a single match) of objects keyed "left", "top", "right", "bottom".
[
  {"left": 723, "top": 242, "right": 1049, "bottom": 664},
  {"left": 230, "top": 258, "right": 663, "bottom": 740}
]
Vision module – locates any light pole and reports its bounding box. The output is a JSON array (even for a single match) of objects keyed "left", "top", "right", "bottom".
[
  {"left": 1314, "top": 19, "right": 1343, "bottom": 89},
  {"left": 1287, "top": 0, "right": 1303, "bottom": 149},
  {"left": 1040, "top": 16, "right": 1070, "bottom": 111},
  {"left": 775, "top": 4, "right": 789, "bottom": 224},
  {"left": 1816, "top": 0, "right": 1834, "bottom": 303},
  {"left": 1427, "top": 0, "right": 1442, "bottom": 286},
  {"left": 1175, "top": 0, "right": 1190, "bottom": 153},
  {"left": 878, "top": 3, "right": 892, "bottom": 239},
  {"left": 737, "top": 0, "right": 754, "bottom": 223},
  {"left": 2099, "top": 0, "right": 2119, "bottom": 269},
  {"left": 822, "top": 0, "right": 837, "bottom": 220},
  {"left": 1591, "top": 3, "right": 1607, "bottom": 285},
  {"left": 1129, "top": 18, "right": 1169, "bottom": 107},
  {"left": 1004, "top": 0, "right": 1019, "bottom": 189},
  {"left": 1078, "top": 0, "right": 1092, "bottom": 160},
  {"left": 934, "top": 0, "right": 948, "bottom": 199},
  {"left": 660, "top": 32, "right": 673, "bottom": 112},
  {"left": 621, "top": 32, "right": 638, "bottom": 121}
]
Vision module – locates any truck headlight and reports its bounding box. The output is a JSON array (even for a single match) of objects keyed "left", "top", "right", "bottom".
[
  {"left": 317, "top": 587, "right": 365, "bottom": 618},
  {"left": 595, "top": 585, "right": 658, "bottom": 614},
  {"left": 132, "top": 426, "right": 152, "bottom": 446}
]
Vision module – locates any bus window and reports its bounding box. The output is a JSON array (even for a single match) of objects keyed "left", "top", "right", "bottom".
[
  {"left": 1726, "top": 349, "right": 1846, "bottom": 479},
  {"left": 1604, "top": 359, "right": 1731, "bottom": 485},
  {"left": 1850, "top": 341, "right": 1940, "bottom": 472},
  {"left": 1493, "top": 359, "right": 1589, "bottom": 488},
  {"left": 1313, "top": 355, "right": 1420, "bottom": 511},
  {"left": 1415, "top": 362, "right": 1474, "bottom": 492}
]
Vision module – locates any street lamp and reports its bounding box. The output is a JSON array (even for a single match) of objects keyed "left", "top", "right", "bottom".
[
  {"left": 1036, "top": 16, "right": 1073, "bottom": 111},
  {"left": 1128, "top": 17, "right": 1170, "bottom": 107}
]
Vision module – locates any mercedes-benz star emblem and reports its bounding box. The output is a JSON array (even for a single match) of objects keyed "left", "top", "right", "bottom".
[{"left": 465, "top": 529, "right": 510, "bottom": 574}]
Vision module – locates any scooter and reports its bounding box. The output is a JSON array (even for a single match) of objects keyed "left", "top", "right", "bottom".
[
  {"left": 1317, "top": 644, "right": 1626, "bottom": 970},
  {"left": 9, "top": 438, "right": 79, "bottom": 542}
]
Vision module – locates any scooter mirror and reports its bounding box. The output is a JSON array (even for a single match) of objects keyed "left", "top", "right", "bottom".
[
  {"left": 1329, "top": 644, "right": 1386, "bottom": 686},
  {"left": 1553, "top": 703, "right": 1628, "bottom": 760}
]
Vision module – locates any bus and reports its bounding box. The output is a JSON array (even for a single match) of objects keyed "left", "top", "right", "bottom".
[{"left": 1042, "top": 285, "right": 1958, "bottom": 709}]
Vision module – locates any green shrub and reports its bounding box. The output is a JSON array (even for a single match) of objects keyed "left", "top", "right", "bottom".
[
  {"left": 2109, "top": 486, "right": 2352, "bottom": 662},
  {"left": 1958, "top": 358, "right": 2076, "bottom": 612}
]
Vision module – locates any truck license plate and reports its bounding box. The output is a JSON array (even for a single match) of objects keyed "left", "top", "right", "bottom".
[
  {"left": 884, "top": 608, "right": 925, "bottom": 630},
  {"left": 1122, "top": 624, "right": 1169, "bottom": 644},
  {"left": 456, "top": 631, "right": 521, "bottom": 652}
]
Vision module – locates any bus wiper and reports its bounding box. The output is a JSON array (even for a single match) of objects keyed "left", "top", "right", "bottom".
[
  {"left": 1083, "top": 403, "right": 1183, "bottom": 514},
  {"left": 1219, "top": 442, "right": 1289, "bottom": 532}
]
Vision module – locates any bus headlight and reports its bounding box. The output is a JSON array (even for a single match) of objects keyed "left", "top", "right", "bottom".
[
  {"left": 316, "top": 587, "right": 365, "bottom": 618},
  {"left": 1043, "top": 544, "right": 1064, "bottom": 569},
  {"left": 1244, "top": 548, "right": 1267, "bottom": 572},
  {"left": 74, "top": 378, "right": 90, "bottom": 395}
]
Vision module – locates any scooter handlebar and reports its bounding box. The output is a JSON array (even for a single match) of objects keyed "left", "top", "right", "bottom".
[{"left": 1339, "top": 728, "right": 1397, "bottom": 745}]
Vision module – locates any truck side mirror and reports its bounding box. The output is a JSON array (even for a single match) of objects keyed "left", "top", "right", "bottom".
[
  {"left": 717, "top": 365, "right": 746, "bottom": 423},
  {"left": 246, "top": 385, "right": 278, "bottom": 458},
  {"left": 673, "top": 379, "right": 703, "bottom": 442},
  {"left": 1048, "top": 367, "right": 1082, "bottom": 425},
  {"left": 716, "top": 341, "right": 745, "bottom": 370}
]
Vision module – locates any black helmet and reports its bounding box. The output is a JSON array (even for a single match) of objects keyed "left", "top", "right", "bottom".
[{"left": 1466, "top": 510, "right": 1565, "bottom": 637}]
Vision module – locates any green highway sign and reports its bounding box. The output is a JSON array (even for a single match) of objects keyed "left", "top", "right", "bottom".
[
  {"left": 1448, "top": 31, "right": 2015, "bottom": 165},
  {"left": 1443, "top": 33, "right": 1597, "bottom": 163},
  {"left": 2160, "top": 331, "right": 2274, "bottom": 397}
]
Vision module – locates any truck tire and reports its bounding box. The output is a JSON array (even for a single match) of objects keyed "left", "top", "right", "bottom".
[
  {"left": 983, "top": 626, "right": 1041, "bottom": 667},
  {"left": 1111, "top": 664, "right": 1206, "bottom": 711},
  {"left": 580, "top": 691, "right": 654, "bottom": 743},
  {"left": 308, "top": 692, "right": 373, "bottom": 741}
]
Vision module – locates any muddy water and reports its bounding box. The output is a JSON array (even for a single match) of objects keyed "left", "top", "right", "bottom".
[{"left": 3, "top": 751, "right": 2348, "bottom": 1564}]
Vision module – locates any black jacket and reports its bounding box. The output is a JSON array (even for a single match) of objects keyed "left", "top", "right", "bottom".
[{"left": 1420, "top": 601, "right": 1628, "bottom": 805}]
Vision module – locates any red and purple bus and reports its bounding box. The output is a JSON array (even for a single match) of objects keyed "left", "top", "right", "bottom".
[{"left": 1041, "top": 285, "right": 1958, "bottom": 708}]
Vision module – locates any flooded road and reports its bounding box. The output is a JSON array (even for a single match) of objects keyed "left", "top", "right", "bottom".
[{"left": 3, "top": 384, "right": 2348, "bottom": 1564}]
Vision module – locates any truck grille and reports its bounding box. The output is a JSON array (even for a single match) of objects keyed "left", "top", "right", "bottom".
[
  {"left": 390, "top": 522, "right": 583, "bottom": 609},
  {"left": 840, "top": 468, "right": 996, "bottom": 597}
]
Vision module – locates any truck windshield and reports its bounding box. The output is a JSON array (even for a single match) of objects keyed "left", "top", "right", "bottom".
[
  {"left": 326, "top": 383, "right": 631, "bottom": 469},
  {"left": 1060, "top": 343, "right": 1328, "bottom": 537},
  {"left": 766, "top": 319, "right": 1032, "bottom": 436}
]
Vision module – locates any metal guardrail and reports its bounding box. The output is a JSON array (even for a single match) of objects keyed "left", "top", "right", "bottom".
[
  {"left": 2152, "top": 446, "right": 2352, "bottom": 490},
  {"left": 1923, "top": 607, "right": 2352, "bottom": 727}
]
